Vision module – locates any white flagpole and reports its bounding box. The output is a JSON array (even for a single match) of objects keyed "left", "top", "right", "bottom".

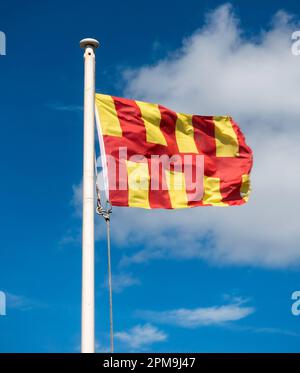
[{"left": 80, "top": 38, "right": 99, "bottom": 353}]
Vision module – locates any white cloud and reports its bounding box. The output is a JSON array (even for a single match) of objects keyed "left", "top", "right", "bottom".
[
  {"left": 105, "top": 3, "right": 300, "bottom": 268},
  {"left": 71, "top": 182, "right": 83, "bottom": 217},
  {"left": 101, "top": 272, "right": 140, "bottom": 293},
  {"left": 137, "top": 302, "right": 254, "bottom": 328},
  {"left": 47, "top": 103, "right": 83, "bottom": 112},
  {"left": 6, "top": 292, "right": 46, "bottom": 311},
  {"left": 70, "top": 4, "right": 300, "bottom": 269},
  {"left": 115, "top": 323, "right": 167, "bottom": 349},
  {"left": 124, "top": 4, "right": 300, "bottom": 121},
  {"left": 220, "top": 322, "right": 300, "bottom": 337},
  {"left": 110, "top": 273, "right": 141, "bottom": 293},
  {"left": 248, "top": 326, "right": 300, "bottom": 338}
]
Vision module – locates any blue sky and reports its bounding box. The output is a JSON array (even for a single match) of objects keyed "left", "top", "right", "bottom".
[{"left": 1, "top": 0, "right": 300, "bottom": 352}]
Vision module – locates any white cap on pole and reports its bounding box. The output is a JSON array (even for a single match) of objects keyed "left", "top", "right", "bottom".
[
  {"left": 80, "top": 38, "right": 100, "bottom": 49},
  {"left": 80, "top": 37, "right": 99, "bottom": 353}
]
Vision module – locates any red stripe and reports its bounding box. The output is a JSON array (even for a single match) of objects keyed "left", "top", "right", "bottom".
[
  {"left": 158, "top": 105, "right": 179, "bottom": 156},
  {"left": 230, "top": 116, "right": 253, "bottom": 168},
  {"left": 148, "top": 158, "right": 173, "bottom": 209},
  {"left": 193, "top": 115, "right": 217, "bottom": 178},
  {"left": 192, "top": 115, "right": 216, "bottom": 156},
  {"left": 113, "top": 96, "right": 147, "bottom": 157},
  {"left": 214, "top": 157, "right": 251, "bottom": 203}
]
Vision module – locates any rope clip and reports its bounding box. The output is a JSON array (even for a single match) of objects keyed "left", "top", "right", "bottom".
[{"left": 96, "top": 199, "right": 112, "bottom": 222}]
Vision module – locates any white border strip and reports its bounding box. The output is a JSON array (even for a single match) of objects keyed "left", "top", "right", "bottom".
[{"left": 95, "top": 104, "right": 110, "bottom": 201}]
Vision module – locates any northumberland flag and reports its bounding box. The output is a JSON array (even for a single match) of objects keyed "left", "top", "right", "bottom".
[{"left": 95, "top": 93, "right": 252, "bottom": 209}]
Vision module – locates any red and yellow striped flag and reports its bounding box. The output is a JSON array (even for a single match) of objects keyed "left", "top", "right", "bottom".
[{"left": 95, "top": 93, "right": 252, "bottom": 209}]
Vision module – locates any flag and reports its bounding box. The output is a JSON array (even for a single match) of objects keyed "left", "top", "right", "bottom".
[{"left": 95, "top": 93, "right": 252, "bottom": 209}]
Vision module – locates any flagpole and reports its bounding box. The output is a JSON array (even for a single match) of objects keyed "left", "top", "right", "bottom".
[{"left": 80, "top": 37, "right": 99, "bottom": 353}]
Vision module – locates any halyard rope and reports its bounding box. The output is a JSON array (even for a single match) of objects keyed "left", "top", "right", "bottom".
[{"left": 95, "top": 157, "right": 114, "bottom": 353}]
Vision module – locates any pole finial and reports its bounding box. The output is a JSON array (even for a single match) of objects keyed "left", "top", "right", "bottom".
[{"left": 80, "top": 38, "right": 100, "bottom": 49}]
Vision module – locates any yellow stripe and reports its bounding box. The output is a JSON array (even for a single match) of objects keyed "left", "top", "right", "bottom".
[
  {"left": 214, "top": 116, "right": 239, "bottom": 157},
  {"left": 126, "top": 160, "right": 150, "bottom": 209},
  {"left": 136, "top": 100, "right": 167, "bottom": 146},
  {"left": 175, "top": 113, "right": 198, "bottom": 153},
  {"left": 95, "top": 94, "right": 122, "bottom": 137},
  {"left": 203, "top": 176, "right": 227, "bottom": 206},
  {"left": 240, "top": 174, "right": 251, "bottom": 202},
  {"left": 165, "top": 169, "right": 188, "bottom": 209}
]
